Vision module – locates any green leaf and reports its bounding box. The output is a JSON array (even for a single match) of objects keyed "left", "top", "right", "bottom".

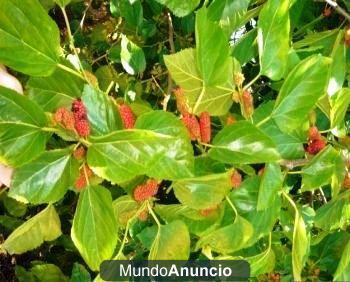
[
  {"left": 81, "top": 84, "right": 122, "bottom": 135},
  {"left": 71, "top": 185, "right": 118, "bottom": 271},
  {"left": 231, "top": 28, "right": 258, "bottom": 65},
  {"left": 3, "top": 196, "right": 27, "bottom": 217},
  {"left": 314, "top": 191, "right": 350, "bottom": 231},
  {"left": 246, "top": 247, "right": 275, "bottom": 277},
  {"left": 113, "top": 195, "right": 139, "bottom": 227},
  {"left": 257, "top": 0, "right": 290, "bottom": 80},
  {"left": 0, "top": 0, "right": 61, "bottom": 76},
  {"left": 254, "top": 101, "right": 304, "bottom": 160},
  {"left": 154, "top": 0, "right": 199, "bottom": 17},
  {"left": 173, "top": 172, "right": 232, "bottom": 210},
  {"left": 334, "top": 239, "right": 350, "bottom": 281},
  {"left": 164, "top": 48, "right": 234, "bottom": 116},
  {"left": 2, "top": 205, "right": 61, "bottom": 254},
  {"left": 292, "top": 212, "right": 309, "bottom": 281},
  {"left": 31, "top": 264, "right": 68, "bottom": 282},
  {"left": 196, "top": 8, "right": 231, "bottom": 86},
  {"left": 110, "top": 0, "right": 143, "bottom": 27},
  {"left": 0, "top": 86, "right": 49, "bottom": 167},
  {"left": 197, "top": 215, "right": 254, "bottom": 254},
  {"left": 70, "top": 263, "right": 91, "bottom": 282},
  {"left": 208, "top": 0, "right": 250, "bottom": 36},
  {"left": 284, "top": 193, "right": 309, "bottom": 281},
  {"left": 302, "top": 146, "right": 345, "bottom": 196},
  {"left": 257, "top": 163, "right": 283, "bottom": 211},
  {"left": 54, "top": 0, "right": 71, "bottom": 7},
  {"left": 208, "top": 121, "right": 281, "bottom": 164},
  {"left": 330, "top": 88, "right": 350, "bottom": 137},
  {"left": 155, "top": 204, "right": 222, "bottom": 236},
  {"left": 9, "top": 149, "right": 79, "bottom": 204},
  {"left": 271, "top": 55, "right": 331, "bottom": 133},
  {"left": 149, "top": 220, "right": 190, "bottom": 260},
  {"left": 27, "top": 63, "right": 84, "bottom": 112},
  {"left": 327, "top": 30, "right": 346, "bottom": 97},
  {"left": 120, "top": 35, "right": 146, "bottom": 75},
  {"left": 87, "top": 111, "right": 194, "bottom": 183},
  {"left": 228, "top": 176, "right": 281, "bottom": 244}
]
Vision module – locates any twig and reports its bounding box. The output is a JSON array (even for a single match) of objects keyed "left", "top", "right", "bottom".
[
  {"left": 315, "top": 0, "right": 350, "bottom": 22},
  {"left": 163, "top": 12, "right": 175, "bottom": 111},
  {"left": 279, "top": 159, "right": 309, "bottom": 170},
  {"left": 60, "top": 7, "right": 88, "bottom": 82},
  {"left": 318, "top": 188, "right": 328, "bottom": 203}
]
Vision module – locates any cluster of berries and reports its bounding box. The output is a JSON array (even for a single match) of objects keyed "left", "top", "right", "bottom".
[
  {"left": 118, "top": 104, "right": 135, "bottom": 129},
  {"left": 173, "top": 87, "right": 211, "bottom": 143},
  {"left": 75, "top": 165, "right": 94, "bottom": 190},
  {"left": 182, "top": 112, "right": 212, "bottom": 143},
  {"left": 133, "top": 179, "right": 159, "bottom": 202},
  {"left": 72, "top": 100, "right": 90, "bottom": 137},
  {"left": 54, "top": 99, "right": 90, "bottom": 138},
  {"left": 305, "top": 126, "right": 326, "bottom": 155}
]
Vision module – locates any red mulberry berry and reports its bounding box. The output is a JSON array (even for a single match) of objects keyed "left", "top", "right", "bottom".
[
  {"left": 75, "top": 119, "right": 90, "bottom": 138},
  {"left": 133, "top": 179, "right": 159, "bottom": 202},
  {"left": 173, "top": 87, "right": 189, "bottom": 115},
  {"left": 54, "top": 108, "right": 75, "bottom": 130},
  {"left": 308, "top": 126, "right": 322, "bottom": 141},
  {"left": 199, "top": 112, "right": 211, "bottom": 144},
  {"left": 72, "top": 99, "right": 87, "bottom": 120},
  {"left": 306, "top": 139, "right": 326, "bottom": 155},
  {"left": 119, "top": 104, "right": 135, "bottom": 129},
  {"left": 75, "top": 165, "right": 93, "bottom": 190},
  {"left": 73, "top": 146, "right": 86, "bottom": 160},
  {"left": 231, "top": 170, "right": 242, "bottom": 189},
  {"left": 242, "top": 90, "right": 254, "bottom": 117},
  {"left": 182, "top": 113, "right": 201, "bottom": 141}
]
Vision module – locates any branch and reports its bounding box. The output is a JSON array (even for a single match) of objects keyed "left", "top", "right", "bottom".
[
  {"left": 315, "top": 0, "right": 350, "bottom": 22},
  {"left": 163, "top": 11, "right": 175, "bottom": 111}
]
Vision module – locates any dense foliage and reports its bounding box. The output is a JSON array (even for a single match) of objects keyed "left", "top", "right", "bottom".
[{"left": 1, "top": 0, "right": 350, "bottom": 281}]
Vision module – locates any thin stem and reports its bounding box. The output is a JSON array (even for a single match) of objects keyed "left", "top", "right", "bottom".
[
  {"left": 0, "top": 186, "right": 9, "bottom": 197},
  {"left": 225, "top": 196, "right": 238, "bottom": 219},
  {"left": 282, "top": 190, "right": 298, "bottom": 211},
  {"left": 83, "top": 164, "right": 90, "bottom": 186},
  {"left": 60, "top": 7, "right": 88, "bottom": 82},
  {"left": 42, "top": 127, "right": 59, "bottom": 133},
  {"left": 287, "top": 170, "right": 303, "bottom": 175},
  {"left": 243, "top": 73, "right": 260, "bottom": 91},
  {"left": 293, "top": 15, "right": 324, "bottom": 37},
  {"left": 318, "top": 187, "right": 327, "bottom": 203},
  {"left": 115, "top": 202, "right": 147, "bottom": 258},
  {"left": 256, "top": 116, "right": 271, "bottom": 127},
  {"left": 147, "top": 202, "right": 161, "bottom": 227},
  {"left": 106, "top": 81, "right": 115, "bottom": 95},
  {"left": 57, "top": 64, "right": 85, "bottom": 80},
  {"left": 116, "top": 220, "right": 130, "bottom": 258},
  {"left": 163, "top": 11, "right": 175, "bottom": 111}
]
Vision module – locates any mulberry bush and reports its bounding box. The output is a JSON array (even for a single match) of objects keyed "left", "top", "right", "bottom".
[{"left": 0, "top": 0, "right": 350, "bottom": 281}]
